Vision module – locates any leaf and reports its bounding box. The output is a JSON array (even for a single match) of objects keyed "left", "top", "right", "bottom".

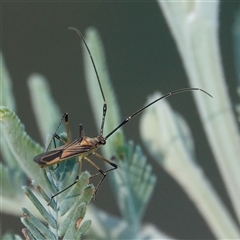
[
  {"left": 22, "top": 168, "right": 93, "bottom": 239},
  {"left": 233, "top": 7, "right": 240, "bottom": 86},
  {"left": 21, "top": 208, "right": 55, "bottom": 240},
  {"left": 86, "top": 205, "right": 130, "bottom": 239},
  {"left": 0, "top": 163, "right": 25, "bottom": 198},
  {"left": 236, "top": 86, "right": 240, "bottom": 123},
  {"left": 0, "top": 107, "right": 48, "bottom": 187},
  {"left": 22, "top": 187, "right": 57, "bottom": 229},
  {"left": 140, "top": 91, "right": 240, "bottom": 239},
  {"left": 0, "top": 52, "right": 16, "bottom": 109},
  {"left": 60, "top": 203, "right": 91, "bottom": 239},
  {"left": 111, "top": 140, "right": 156, "bottom": 224},
  {"left": 86, "top": 205, "right": 166, "bottom": 239},
  {"left": 59, "top": 172, "right": 92, "bottom": 216},
  {"left": 159, "top": 1, "right": 240, "bottom": 225},
  {"left": 27, "top": 74, "right": 62, "bottom": 144},
  {"left": 2, "top": 233, "right": 23, "bottom": 240},
  {"left": 0, "top": 52, "right": 18, "bottom": 168}
]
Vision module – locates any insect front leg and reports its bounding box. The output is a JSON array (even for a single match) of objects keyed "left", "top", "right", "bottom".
[
  {"left": 46, "top": 112, "right": 71, "bottom": 151},
  {"left": 79, "top": 124, "right": 85, "bottom": 138}
]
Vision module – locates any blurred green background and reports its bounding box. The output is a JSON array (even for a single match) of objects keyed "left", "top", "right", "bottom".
[{"left": 1, "top": 1, "right": 239, "bottom": 239}]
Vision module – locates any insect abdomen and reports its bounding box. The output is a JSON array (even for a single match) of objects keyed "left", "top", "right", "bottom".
[{"left": 34, "top": 149, "right": 63, "bottom": 168}]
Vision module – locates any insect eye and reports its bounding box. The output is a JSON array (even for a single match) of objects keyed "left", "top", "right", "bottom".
[{"left": 101, "top": 139, "right": 106, "bottom": 145}]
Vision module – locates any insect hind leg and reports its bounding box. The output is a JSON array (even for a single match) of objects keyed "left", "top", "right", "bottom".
[
  {"left": 84, "top": 153, "right": 118, "bottom": 197},
  {"left": 48, "top": 153, "right": 117, "bottom": 205},
  {"left": 48, "top": 159, "right": 82, "bottom": 205}
]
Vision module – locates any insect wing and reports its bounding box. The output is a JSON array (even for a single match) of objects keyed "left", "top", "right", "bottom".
[
  {"left": 34, "top": 148, "right": 64, "bottom": 167},
  {"left": 34, "top": 139, "right": 94, "bottom": 167},
  {"left": 60, "top": 139, "right": 94, "bottom": 159}
]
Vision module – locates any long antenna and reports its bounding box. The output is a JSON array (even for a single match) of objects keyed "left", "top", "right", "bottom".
[
  {"left": 68, "top": 27, "right": 106, "bottom": 102},
  {"left": 68, "top": 27, "right": 107, "bottom": 136},
  {"left": 105, "top": 88, "right": 212, "bottom": 140}
]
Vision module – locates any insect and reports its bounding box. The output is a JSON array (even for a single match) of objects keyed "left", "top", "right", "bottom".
[{"left": 34, "top": 27, "right": 212, "bottom": 204}]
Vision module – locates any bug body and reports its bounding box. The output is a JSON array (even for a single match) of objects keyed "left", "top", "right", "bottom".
[
  {"left": 34, "top": 27, "right": 212, "bottom": 203},
  {"left": 34, "top": 132, "right": 105, "bottom": 167}
]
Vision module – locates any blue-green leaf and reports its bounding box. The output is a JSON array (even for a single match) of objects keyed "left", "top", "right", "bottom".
[
  {"left": 0, "top": 107, "right": 48, "bottom": 187},
  {"left": 0, "top": 53, "right": 18, "bottom": 168},
  {"left": 21, "top": 208, "right": 56, "bottom": 240},
  {"left": 2, "top": 233, "right": 23, "bottom": 240},
  {"left": 27, "top": 74, "right": 62, "bottom": 144},
  {"left": 22, "top": 186, "right": 57, "bottom": 229}
]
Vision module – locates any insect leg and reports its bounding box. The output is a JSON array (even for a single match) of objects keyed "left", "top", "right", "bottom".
[
  {"left": 46, "top": 113, "right": 71, "bottom": 172},
  {"left": 84, "top": 154, "right": 117, "bottom": 196},
  {"left": 46, "top": 113, "right": 71, "bottom": 151},
  {"left": 48, "top": 158, "right": 82, "bottom": 205},
  {"left": 92, "top": 152, "right": 118, "bottom": 173},
  {"left": 79, "top": 124, "right": 85, "bottom": 138},
  {"left": 48, "top": 152, "right": 117, "bottom": 204}
]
